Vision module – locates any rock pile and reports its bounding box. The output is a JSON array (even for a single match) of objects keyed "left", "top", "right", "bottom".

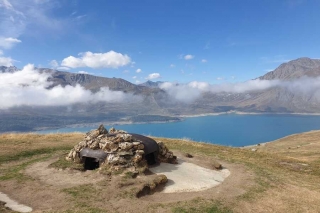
[
  {"left": 157, "top": 141, "right": 177, "bottom": 164},
  {"left": 66, "top": 125, "right": 176, "bottom": 174}
]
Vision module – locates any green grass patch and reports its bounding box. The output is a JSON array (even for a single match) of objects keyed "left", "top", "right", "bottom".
[
  {"left": 172, "top": 199, "right": 232, "bottom": 213},
  {"left": 0, "top": 155, "right": 51, "bottom": 181}
]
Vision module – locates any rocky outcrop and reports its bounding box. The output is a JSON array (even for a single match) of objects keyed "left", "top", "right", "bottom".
[
  {"left": 136, "top": 174, "right": 168, "bottom": 197},
  {"left": 157, "top": 141, "right": 177, "bottom": 164},
  {"left": 66, "top": 125, "right": 177, "bottom": 174}
]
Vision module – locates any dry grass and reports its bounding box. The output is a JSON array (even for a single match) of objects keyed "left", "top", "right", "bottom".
[
  {"left": 251, "top": 130, "right": 320, "bottom": 162},
  {"left": 1, "top": 132, "right": 320, "bottom": 212},
  {"left": 0, "top": 133, "right": 83, "bottom": 164}
]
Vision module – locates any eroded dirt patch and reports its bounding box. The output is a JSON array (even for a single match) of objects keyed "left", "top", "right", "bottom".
[{"left": 0, "top": 151, "right": 255, "bottom": 212}]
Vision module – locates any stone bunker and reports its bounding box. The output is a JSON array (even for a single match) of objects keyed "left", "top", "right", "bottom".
[{"left": 66, "top": 125, "right": 177, "bottom": 174}]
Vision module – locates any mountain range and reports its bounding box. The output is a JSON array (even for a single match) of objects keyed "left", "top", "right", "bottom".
[{"left": 1, "top": 57, "right": 320, "bottom": 132}]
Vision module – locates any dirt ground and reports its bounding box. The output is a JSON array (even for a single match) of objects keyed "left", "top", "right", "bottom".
[
  {"left": 0, "top": 151, "right": 254, "bottom": 213},
  {"left": 25, "top": 158, "right": 105, "bottom": 188}
]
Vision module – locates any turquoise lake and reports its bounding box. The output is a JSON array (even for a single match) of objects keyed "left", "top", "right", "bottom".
[{"left": 37, "top": 114, "right": 320, "bottom": 147}]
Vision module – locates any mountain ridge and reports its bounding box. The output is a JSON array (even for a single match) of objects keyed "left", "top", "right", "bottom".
[{"left": 2, "top": 57, "right": 320, "bottom": 132}]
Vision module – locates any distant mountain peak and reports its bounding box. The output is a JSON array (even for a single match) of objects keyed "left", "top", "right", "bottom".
[
  {"left": 0, "top": 66, "right": 19, "bottom": 73},
  {"left": 139, "top": 80, "right": 164, "bottom": 88},
  {"left": 259, "top": 57, "right": 320, "bottom": 80}
]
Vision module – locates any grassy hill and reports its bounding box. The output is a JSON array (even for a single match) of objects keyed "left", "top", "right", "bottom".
[{"left": 1, "top": 131, "right": 320, "bottom": 212}]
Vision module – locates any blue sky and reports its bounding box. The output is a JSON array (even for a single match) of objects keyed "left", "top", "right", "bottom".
[{"left": 1, "top": 0, "right": 320, "bottom": 84}]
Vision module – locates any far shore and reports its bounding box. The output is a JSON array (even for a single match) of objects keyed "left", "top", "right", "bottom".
[
  {"left": 3, "top": 111, "right": 320, "bottom": 134},
  {"left": 33, "top": 118, "right": 182, "bottom": 132},
  {"left": 179, "top": 110, "right": 320, "bottom": 118}
]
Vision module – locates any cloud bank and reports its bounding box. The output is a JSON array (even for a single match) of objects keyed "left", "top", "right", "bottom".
[
  {"left": 0, "top": 64, "right": 136, "bottom": 109},
  {"left": 61, "top": 51, "right": 131, "bottom": 69},
  {"left": 159, "top": 78, "right": 320, "bottom": 103}
]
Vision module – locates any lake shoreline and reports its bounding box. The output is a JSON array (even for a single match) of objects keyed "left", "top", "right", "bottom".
[{"left": 179, "top": 111, "right": 320, "bottom": 118}]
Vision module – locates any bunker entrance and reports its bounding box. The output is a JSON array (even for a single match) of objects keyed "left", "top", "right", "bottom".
[
  {"left": 145, "top": 153, "right": 157, "bottom": 165},
  {"left": 84, "top": 157, "right": 100, "bottom": 170}
]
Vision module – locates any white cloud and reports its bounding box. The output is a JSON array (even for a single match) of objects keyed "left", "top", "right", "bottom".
[
  {"left": 0, "top": 50, "right": 3, "bottom": 55},
  {"left": 49, "top": 59, "right": 58, "bottom": 68},
  {"left": 0, "top": 56, "right": 14, "bottom": 66},
  {"left": 49, "top": 60, "right": 69, "bottom": 71},
  {"left": 146, "top": 73, "right": 161, "bottom": 80},
  {"left": 136, "top": 68, "right": 142, "bottom": 73},
  {"left": 201, "top": 59, "right": 207, "bottom": 63},
  {"left": 135, "top": 80, "right": 140, "bottom": 84},
  {"left": 0, "top": 37, "right": 21, "bottom": 49},
  {"left": 0, "top": 0, "right": 86, "bottom": 41},
  {"left": 1, "top": 0, "right": 13, "bottom": 9},
  {"left": 170, "top": 64, "right": 175, "bottom": 68},
  {"left": 184, "top": 54, "right": 194, "bottom": 60},
  {"left": 123, "top": 70, "right": 129, "bottom": 73},
  {"left": 132, "top": 76, "right": 137, "bottom": 79},
  {"left": 61, "top": 51, "right": 131, "bottom": 69},
  {"left": 216, "top": 77, "right": 224, "bottom": 80},
  {"left": 78, "top": 71, "right": 89, "bottom": 74},
  {"left": 159, "top": 82, "right": 204, "bottom": 103},
  {"left": 0, "top": 64, "right": 138, "bottom": 109}
]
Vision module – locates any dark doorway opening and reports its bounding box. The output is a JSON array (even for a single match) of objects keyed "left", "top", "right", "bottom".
[
  {"left": 84, "top": 157, "right": 100, "bottom": 170},
  {"left": 145, "top": 153, "right": 156, "bottom": 165}
]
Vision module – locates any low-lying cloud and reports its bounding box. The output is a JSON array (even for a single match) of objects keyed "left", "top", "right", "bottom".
[
  {"left": 160, "top": 78, "right": 320, "bottom": 103},
  {"left": 0, "top": 64, "right": 136, "bottom": 109},
  {"left": 0, "top": 56, "right": 14, "bottom": 66}
]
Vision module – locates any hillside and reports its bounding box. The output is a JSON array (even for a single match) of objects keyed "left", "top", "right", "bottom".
[
  {"left": 1, "top": 131, "right": 320, "bottom": 212},
  {"left": 259, "top": 57, "right": 320, "bottom": 80}
]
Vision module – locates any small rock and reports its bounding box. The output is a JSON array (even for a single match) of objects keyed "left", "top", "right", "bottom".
[
  {"left": 118, "top": 151, "right": 133, "bottom": 156},
  {"left": 136, "top": 150, "right": 145, "bottom": 155},
  {"left": 137, "top": 144, "right": 144, "bottom": 150},
  {"left": 184, "top": 153, "right": 193, "bottom": 158},
  {"left": 98, "top": 124, "right": 108, "bottom": 135},
  {"left": 109, "top": 127, "right": 116, "bottom": 134},
  {"left": 110, "top": 143, "right": 119, "bottom": 152},
  {"left": 212, "top": 161, "right": 222, "bottom": 170},
  {"left": 132, "top": 142, "right": 141, "bottom": 146},
  {"left": 119, "top": 142, "right": 133, "bottom": 150}
]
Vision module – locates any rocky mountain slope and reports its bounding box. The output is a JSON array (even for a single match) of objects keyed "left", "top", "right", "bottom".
[
  {"left": 259, "top": 57, "right": 320, "bottom": 80},
  {"left": 139, "top": 80, "right": 164, "bottom": 88},
  {"left": 244, "top": 58, "right": 320, "bottom": 113}
]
